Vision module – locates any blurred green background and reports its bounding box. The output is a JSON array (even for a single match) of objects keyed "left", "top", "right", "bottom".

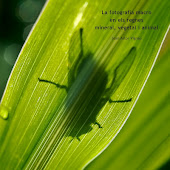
[{"left": 0, "top": 0, "right": 46, "bottom": 98}]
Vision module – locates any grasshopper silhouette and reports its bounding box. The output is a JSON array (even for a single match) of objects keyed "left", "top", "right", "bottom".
[{"left": 38, "top": 28, "right": 136, "bottom": 141}]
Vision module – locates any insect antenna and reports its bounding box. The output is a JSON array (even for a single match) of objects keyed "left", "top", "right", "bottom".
[{"left": 79, "top": 28, "right": 83, "bottom": 57}]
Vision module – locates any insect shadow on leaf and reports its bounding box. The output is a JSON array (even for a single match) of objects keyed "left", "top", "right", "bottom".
[{"left": 38, "top": 28, "right": 136, "bottom": 141}]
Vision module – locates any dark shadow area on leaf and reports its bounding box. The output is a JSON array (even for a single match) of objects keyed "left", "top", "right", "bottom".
[
  {"left": 31, "top": 28, "right": 136, "bottom": 169},
  {"left": 38, "top": 28, "right": 136, "bottom": 141}
]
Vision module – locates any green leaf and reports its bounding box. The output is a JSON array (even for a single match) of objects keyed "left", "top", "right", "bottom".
[
  {"left": 0, "top": 0, "right": 169, "bottom": 169},
  {"left": 87, "top": 32, "right": 170, "bottom": 170}
]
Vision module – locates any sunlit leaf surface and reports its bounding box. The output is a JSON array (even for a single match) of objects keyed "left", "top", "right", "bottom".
[{"left": 87, "top": 33, "right": 170, "bottom": 170}]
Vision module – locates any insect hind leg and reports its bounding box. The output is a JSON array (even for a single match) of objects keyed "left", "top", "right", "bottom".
[
  {"left": 109, "top": 98, "right": 132, "bottom": 103},
  {"left": 38, "top": 78, "right": 68, "bottom": 92},
  {"left": 94, "top": 122, "right": 102, "bottom": 128}
]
